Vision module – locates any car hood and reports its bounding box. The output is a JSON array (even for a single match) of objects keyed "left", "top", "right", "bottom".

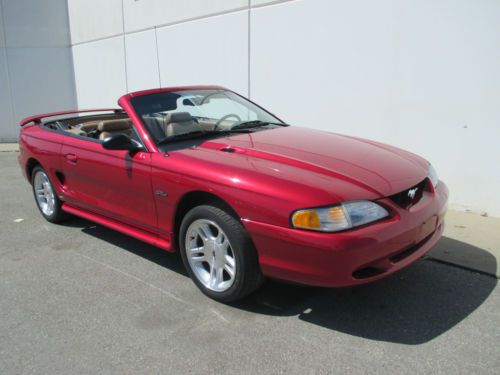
[{"left": 173, "top": 126, "right": 429, "bottom": 200}]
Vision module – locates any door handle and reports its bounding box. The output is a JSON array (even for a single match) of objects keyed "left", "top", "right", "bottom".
[{"left": 65, "top": 153, "right": 78, "bottom": 164}]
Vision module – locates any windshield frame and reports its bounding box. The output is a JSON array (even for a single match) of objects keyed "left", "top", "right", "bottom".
[{"left": 127, "top": 87, "right": 285, "bottom": 147}]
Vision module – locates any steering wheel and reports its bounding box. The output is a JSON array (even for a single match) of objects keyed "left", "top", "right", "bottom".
[
  {"left": 87, "top": 129, "right": 100, "bottom": 139},
  {"left": 214, "top": 114, "right": 241, "bottom": 130}
]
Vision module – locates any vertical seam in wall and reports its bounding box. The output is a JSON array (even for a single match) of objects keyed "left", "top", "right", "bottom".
[
  {"left": 121, "top": 0, "right": 128, "bottom": 92},
  {"left": 248, "top": 0, "right": 251, "bottom": 99},
  {"left": 0, "top": 0, "right": 16, "bottom": 139},
  {"left": 63, "top": 0, "right": 78, "bottom": 109},
  {"left": 154, "top": 27, "right": 162, "bottom": 87}
]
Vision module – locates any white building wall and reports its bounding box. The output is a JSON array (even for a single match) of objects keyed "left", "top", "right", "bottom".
[
  {"left": 122, "top": 0, "right": 248, "bottom": 33},
  {"left": 0, "top": 3, "right": 4, "bottom": 48},
  {"left": 68, "top": 0, "right": 123, "bottom": 44},
  {"left": 125, "top": 30, "right": 160, "bottom": 92},
  {"left": 0, "top": 46, "right": 16, "bottom": 141},
  {"left": 72, "top": 37, "right": 127, "bottom": 108},
  {"left": 64, "top": 0, "right": 500, "bottom": 217},
  {"left": 156, "top": 11, "right": 249, "bottom": 94},
  {"left": 0, "top": 0, "right": 76, "bottom": 142}
]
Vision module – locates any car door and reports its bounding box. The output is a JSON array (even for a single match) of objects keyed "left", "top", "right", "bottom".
[{"left": 60, "top": 131, "right": 157, "bottom": 233}]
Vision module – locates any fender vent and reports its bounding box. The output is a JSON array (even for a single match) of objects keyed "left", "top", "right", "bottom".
[{"left": 55, "top": 171, "right": 65, "bottom": 185}]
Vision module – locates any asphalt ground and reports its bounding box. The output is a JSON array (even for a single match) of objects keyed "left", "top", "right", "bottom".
[{"left": 1, "top": 152, "right": 499, "bottom": 374}]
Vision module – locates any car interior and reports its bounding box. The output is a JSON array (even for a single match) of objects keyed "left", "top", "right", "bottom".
[
  {"left": 50, "top": 111, "right": 228, "bottom": 144},
  {"left": 142, "top": 112, "right": 235, "bottom": 141}
]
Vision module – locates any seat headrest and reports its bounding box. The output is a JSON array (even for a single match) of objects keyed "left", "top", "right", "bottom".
[
  {"left": 98, "top": 119, "right": 132, "bottom": 132},
  {"left": 165, "top": 112, "right": 192, "bottom": 124}
]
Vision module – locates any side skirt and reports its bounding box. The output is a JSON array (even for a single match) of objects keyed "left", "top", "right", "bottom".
[{"left": 62, "top": 203, "right": 173, "bottom": 252}]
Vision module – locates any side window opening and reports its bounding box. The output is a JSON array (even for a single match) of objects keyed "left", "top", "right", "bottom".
[{"left": 44, "top": 114, "right": 144, "bottom": 147}]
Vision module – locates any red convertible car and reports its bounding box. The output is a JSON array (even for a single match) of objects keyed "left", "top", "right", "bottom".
[{"left": 18, "top": 86, "right": 448, "bottom": 302}]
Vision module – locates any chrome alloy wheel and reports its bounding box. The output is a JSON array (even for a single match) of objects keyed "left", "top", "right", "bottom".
[
  {"left": 185, "top": 219, "right": 236, "bottom": 292},
  {"left": 33, "top": 170, "right": 56, "bottom": 216}
]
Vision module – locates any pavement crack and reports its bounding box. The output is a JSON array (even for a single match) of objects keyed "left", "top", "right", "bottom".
[
  {"left": 71, "top": 250, "right": 190, "bottom": 304},
  {"left": 71, "top": 250, "right": 231, "bottom": 323},
  {"left": 425, "top": 257, "right": 499, "bottom": 279}
]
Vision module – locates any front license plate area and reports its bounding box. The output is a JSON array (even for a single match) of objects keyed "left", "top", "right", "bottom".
[{"left": 418, "top": 215, "right": 438, "bottom": 242}]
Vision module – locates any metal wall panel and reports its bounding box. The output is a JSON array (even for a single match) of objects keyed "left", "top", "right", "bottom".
[
  {"left": 156, "top": 11, "right": 248, "bottom": 95},
  {"left": 125, "top": 29, "right": 160, "bottom": 92},
  {"left": 72, "top": 36, "right": 126, "bottom": 108},
  {"left": 123, "top": 0, "right": 247, "bottom": 33}
]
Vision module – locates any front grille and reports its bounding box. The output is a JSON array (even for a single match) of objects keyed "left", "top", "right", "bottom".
[{"left": 389, "top": 178, "right": 428, "bottom": 209}]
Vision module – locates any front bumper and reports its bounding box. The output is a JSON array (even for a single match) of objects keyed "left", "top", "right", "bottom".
[{"left": 244, "top": 181, "right": 449, "bottom": 287}]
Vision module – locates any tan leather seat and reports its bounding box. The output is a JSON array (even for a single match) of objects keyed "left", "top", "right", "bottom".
[
  {"left": 65, "top": 120, "right": 100, "bottom": 137},
  {"left": 98, "top": 119, "right": 132, "bottom": 140},
  {"left": 80, "top": 121, "right": 100, "bottom": 133},
  {"left": 66, "top": 127, "right": 86, "bottom": 136},
  {"left": 163, "top": 112, "right": 201, "bottom": 137}
]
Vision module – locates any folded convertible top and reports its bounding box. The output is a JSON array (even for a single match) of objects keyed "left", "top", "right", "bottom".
[{"left": 19, "top": 108, "right": 123, "bottom": 127}]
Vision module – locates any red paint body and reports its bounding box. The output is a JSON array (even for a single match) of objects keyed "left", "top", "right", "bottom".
[{"left": 18, "top": 86, "right": 448, "bottom": 287}]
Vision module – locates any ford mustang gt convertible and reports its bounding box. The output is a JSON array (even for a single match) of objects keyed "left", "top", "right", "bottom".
[{"left": 18, "top": 86, "right": 448, "bottom": 302}]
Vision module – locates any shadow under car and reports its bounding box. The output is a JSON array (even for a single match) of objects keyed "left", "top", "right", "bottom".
[{"left": 63, "top": 218, "right": 498, "bottom": 345}]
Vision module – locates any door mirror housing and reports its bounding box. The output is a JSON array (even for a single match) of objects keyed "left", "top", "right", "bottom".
[{"left": 102, "top": 133, "right": 143, "bottom": 152}]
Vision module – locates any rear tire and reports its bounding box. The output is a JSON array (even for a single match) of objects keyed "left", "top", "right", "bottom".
[
  {"left": 179, "top": 204, "right": 264, "bottom": 302},
  {"left": 31, "top": 166, "right": 68, "bottom": 223}
]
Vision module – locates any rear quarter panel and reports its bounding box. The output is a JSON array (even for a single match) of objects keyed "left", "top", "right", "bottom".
[{"left": 19, "top": 125, "right": 65, "bottom": 187}]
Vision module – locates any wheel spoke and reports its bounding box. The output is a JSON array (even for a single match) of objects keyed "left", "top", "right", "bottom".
[
  {"left": 218, "top": 237, "right": 229, "bottom": 251},
  {"left": 215, "top": 267, "right": 224, "bottom": 285},
  {"left": 197, "top": 223, "right": 212, "bottom": 241},
  {"left": 224, "top": 263, "right": 235, "bottom": 278},
  {"left": 215, "top": 231, "right": 225, "bottom": 244},
  {"left": 191, "top": 253, "right": 207, "bottom": 263},
  {"left": 47, "top": 195, "right": 54, "bottom": 211},
  {"left": 224, "top": 254, "right": 235, "bottom": 268},
  {"left": 189, "top": 245, "right": 205, "bottom": 254},
  {"left": 209, "top": 260, "right": 217, "bottom": 287}
]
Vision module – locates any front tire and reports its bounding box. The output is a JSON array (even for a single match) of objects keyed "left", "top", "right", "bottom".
[
  {"left": 31, "top": 166, "right": 68, "bottom": 223},
  {"left": 179, "top": 205, "right": 264, "bottom": 302}
]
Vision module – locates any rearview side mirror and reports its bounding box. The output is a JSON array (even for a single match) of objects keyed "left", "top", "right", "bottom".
[{"left": 102, "top": 133, "right": 143, "bottom": 152}]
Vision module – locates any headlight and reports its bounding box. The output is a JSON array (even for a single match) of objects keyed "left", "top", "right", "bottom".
[
  {"left": 291, "top": 201, "right": 389, "bottom": 232},
  {"left": 428, "top": 164, "right": 439, "bottom": 188}
]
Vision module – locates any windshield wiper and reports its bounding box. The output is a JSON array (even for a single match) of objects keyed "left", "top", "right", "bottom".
[
  {"left": 230, "top": 120, "right": 289, "bottom": 130},
  {"left": 231, "top": 120, "right": 271, "bottom": 130},
  {"left": 157, "top": 128, "right": 256, "bottom": 145},
  {"left": 157, "top": 130, "right": 208, "bottom": 145}
]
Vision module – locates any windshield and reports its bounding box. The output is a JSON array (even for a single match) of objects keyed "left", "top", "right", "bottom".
[{"left": 130, "top": 89, "right": 283, "bottom": 145}]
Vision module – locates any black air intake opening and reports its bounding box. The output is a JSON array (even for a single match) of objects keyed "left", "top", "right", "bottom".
[{"left": 352, "top": 267, "right": 384, "bottom": 279}]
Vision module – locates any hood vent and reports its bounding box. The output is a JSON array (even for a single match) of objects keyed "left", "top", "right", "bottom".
[{"left": 220, "top": 146, "right": 236, "bottom": 153}]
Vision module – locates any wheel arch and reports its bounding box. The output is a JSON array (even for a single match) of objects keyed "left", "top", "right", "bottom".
[
  {"left": 173, "top": 191, "right": 241, "bottom": 247},
  {"left": 26, "top": 158, "right": 41, "bottom": 183}
]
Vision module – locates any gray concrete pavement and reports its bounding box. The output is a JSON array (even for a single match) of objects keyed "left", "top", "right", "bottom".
[
  {"left": 1, "top": 152, "right": 499, "bottom": 374},
  {"left": 429, "top": 210, "right": 500, "bottom": 278}
]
